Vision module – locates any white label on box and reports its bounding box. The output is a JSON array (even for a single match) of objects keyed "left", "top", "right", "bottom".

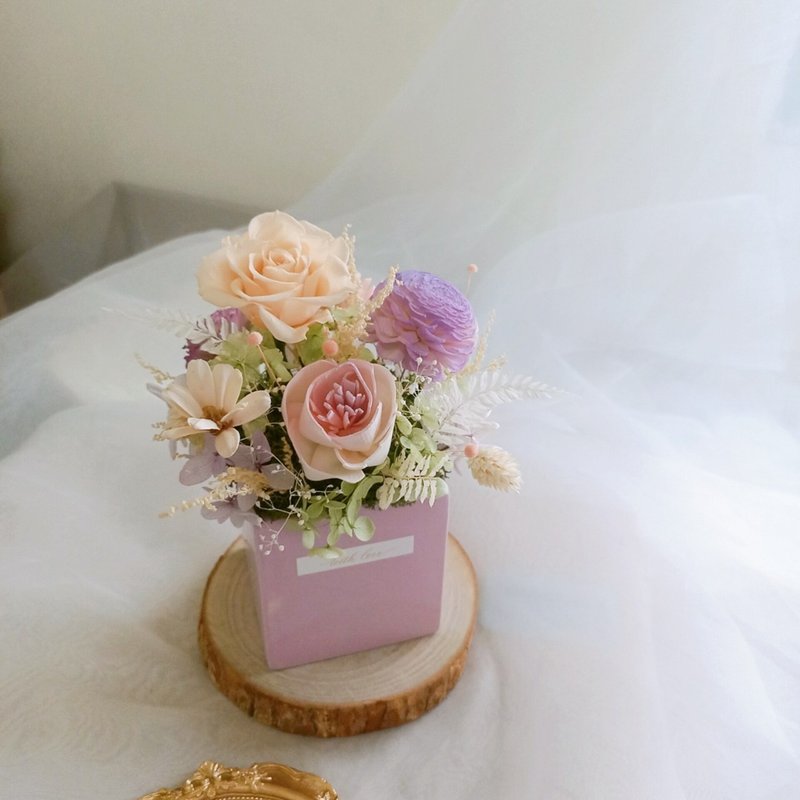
[{"left": 296, "top": 535, "right": 415, "bottom": 576}]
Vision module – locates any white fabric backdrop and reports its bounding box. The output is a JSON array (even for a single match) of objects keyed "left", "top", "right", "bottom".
[
  {"left": 2, "top": 1, "right": 800, "bottom": 797},
  {"left": 0, "top": 183, "right": 259, "bottom": 313}
]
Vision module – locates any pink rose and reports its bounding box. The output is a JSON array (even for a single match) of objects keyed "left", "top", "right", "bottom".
[
  {"left": 282, "top": 359, "right": 397, "bottom": 482},
  {"left": 197, "top": 211, "right": 355, "bottom": 344}
]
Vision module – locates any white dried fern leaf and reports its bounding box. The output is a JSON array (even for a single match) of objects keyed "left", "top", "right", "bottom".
[
  {"left": 185, "top": 313, "right": 244, "bottom": 346},
  {"left": 105, "top": 307, "right": 243, "bottom": 351},
  {"left": 377, "top": 476, "right": 445, "bottom": 509},
  {"left": 104, "top": 306, "right": 199, "bottom": 337},
  {"left": 417, "top": 371, "right": 557, "bottom": 446}
]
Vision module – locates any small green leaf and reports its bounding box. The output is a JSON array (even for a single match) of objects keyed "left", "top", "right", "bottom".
[
  {"left": 308, "top": 546, "right": 344, "bottom": 560},
  {"left": 302, "top": 528, "right": 316, "bottom": 549},
  {"left": 395, "top": 414, "right": 413, "bottom": 436},
  {"left": 295, "top": 323, "right": 327, "bottom": 365},
  {"left": 399, "top": 435, "right": 419, "bottom": 453},
  {"left": 353, "top": 516, "right": 375, "bottom": 542},
  {"left": 263, "top": 348, "right": 292, "bottom": 382},
  {"left": 327, "top": 508, "right": 342, "bottom": 537},
  {"left": 345, "top": 499, "right": 358, "bottom": 527},
  {"left": 327, "top": 527, "right": 342, "bottom": 547},
  {"left": 306, "top": 501, "right": 325, "bottom": 521},
  {"left": 345, "top": 475, "right": 383, "bottom": 525},
  {"left": 410, "top": 427, "right": 435, "bottom": 450},
  {"left": 340, "top": 516, "right": 354, "bottom": 536},
  {"left": 242, "top": 416, "right": 269, "bottom": 439}
]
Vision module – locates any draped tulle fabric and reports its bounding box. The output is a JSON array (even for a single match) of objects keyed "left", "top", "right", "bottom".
[{"left": 2, "top": 1, "right": 799, "bottom": 797}]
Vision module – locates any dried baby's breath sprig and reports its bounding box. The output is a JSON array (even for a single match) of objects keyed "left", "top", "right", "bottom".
[
  {"left": 160, "top": 464, "right": 280, "bottom": 519},
  {"left": 159, "top": 481, "right": 234, "bottom": 518},
  {"left": 159, "top": 496, "right": 210, "bottom": 519},
  {"left": 365, "top": 267, "right": 397, "bottom": 316},
  {"left": 217, "top": 467, "right": 272, "bottom": 497},
  {"left": 336, "top": 266, "right": 398, "bottom": 359},
  {"left": 485, "top": 355, "right": 507, "bottom": 372},
  {"left": 343, "top": 225, "right": 358, "bottom": 282},
  {"left": 136, "top": 353, "right": 175, "bottom": 384},
  {"left": 458, "top": 310, "right": 496, "bottom": 378},
  {"left": 279, "top": 437, "right": 295, "bottom": 473}
]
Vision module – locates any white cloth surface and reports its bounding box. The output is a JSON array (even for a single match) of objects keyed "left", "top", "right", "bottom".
[{"left": 2, "top": 1, "right": 800, "bottom": 797}]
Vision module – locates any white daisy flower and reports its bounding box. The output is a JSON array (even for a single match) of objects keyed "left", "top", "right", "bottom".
[{"left": 161, "top": 360, "right": 270, "bottom": 458}]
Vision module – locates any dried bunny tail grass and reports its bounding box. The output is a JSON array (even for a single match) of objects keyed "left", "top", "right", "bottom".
[{"left": 468, "top": 446, "right": 521, "bottom": 492}]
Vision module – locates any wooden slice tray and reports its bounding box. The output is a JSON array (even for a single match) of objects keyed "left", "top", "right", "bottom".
[{"left": 199, "top": 534, "right": 477, "bottom": 737}]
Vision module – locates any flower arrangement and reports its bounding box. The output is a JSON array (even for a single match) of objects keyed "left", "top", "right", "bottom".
[{"left": 147, "top": 211, "right": 552, "bottom": 557}]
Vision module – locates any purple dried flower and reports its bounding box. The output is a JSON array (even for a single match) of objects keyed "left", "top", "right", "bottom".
[
  {"left": 183, "top": 340, "right": 210, "bottom": 364},
  {"left": 201, "top": 495, "right": 260, "bottom": 528},
  {"left": 367, "top": 270, "right": 477, "bottom": 379},
  {"left": 231, "top": 431, "right": 295, "bottom": 491},
  {"left": 184, "top": 307, "right": 248, "bottom": 365},
  {"left": 183, "top": 432, "right": 294, "bottom": 495},
  {"left": 179, "top": 436, "right": 227, "bottom": 486},
  {"left": 229, "top": 431, "right": 272, "bottom": 469}
]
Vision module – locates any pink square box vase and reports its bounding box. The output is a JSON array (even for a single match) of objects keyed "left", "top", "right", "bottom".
[{"left": 244, "top": 496, "right": 450, "bottom": 670}]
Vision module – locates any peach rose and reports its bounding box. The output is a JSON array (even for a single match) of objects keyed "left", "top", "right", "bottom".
[
  {"left": 197, "top": 211, "right": 355, "bottom": 344},
  {"left": 282, "top": 359, "right": 397, "bottom": 482}
]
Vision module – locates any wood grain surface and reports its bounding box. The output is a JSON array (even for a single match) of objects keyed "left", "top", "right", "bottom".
[{"left": 199, "top": 534, "right": 478, "bottom": 737}]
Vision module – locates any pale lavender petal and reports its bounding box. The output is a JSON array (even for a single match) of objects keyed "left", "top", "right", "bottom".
[
  {"left": 200, "top": 500, "right": 232, "bottom": 523},
  {"left": 250, "top": 430, "right": 273, "bottom": 463},
  {"left": 200, "top": 497, "right": 259, "bottom": 527},
  {"left": 180, "top": 455, "right": 215, "bottom": 485},
  {"left": 229, "top": 444, "right": 256, "bottom": 470},
  {"left": 236, "top": 493, "right": 258, "bottom": 512},
  {"left": 263, "top": 462, "right": 294, "bottom": 491}
]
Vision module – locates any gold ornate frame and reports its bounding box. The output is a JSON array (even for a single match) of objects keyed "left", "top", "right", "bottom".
[{"left": 138, "top": 761, "right": 338, "bottom": 800}]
